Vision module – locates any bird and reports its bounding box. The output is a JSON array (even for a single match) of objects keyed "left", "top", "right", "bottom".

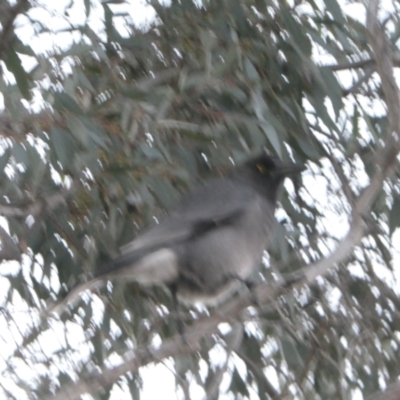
[{"left": 49, "top": 151, "right": 305, "bottom": 315}]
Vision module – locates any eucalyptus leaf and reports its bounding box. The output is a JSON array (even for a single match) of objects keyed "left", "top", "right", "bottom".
[
  {"left": 324, "top": 0, "right": 346, "bottom": 24},
  {"left": 389, "top": 197, "right": 400, "bottom": 235},
  {"left": 12, "top": 142, "right": 27, "bottom": 166},
  {"left": 4, "top": 48, "right": 31, "bottom": 100},
  {"left": 0, "top": 150, "right": 11, "bottom": 174},
  {"left": 53, "top": 92, "right": 84, "bottom": 115},
  {"left": 260, "top": 121, "right": 282, "bottom": 157},
  {"left": 50, "top": 127, "right": 77, "bottom": 169}
]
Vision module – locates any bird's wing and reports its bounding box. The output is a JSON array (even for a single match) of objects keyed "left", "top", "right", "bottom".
[
  {"left": 119, "top": 178, "right": 256, "bottom": 256},
  {"left": 47, "top": 179, "right": 258, "bottom": 315}
]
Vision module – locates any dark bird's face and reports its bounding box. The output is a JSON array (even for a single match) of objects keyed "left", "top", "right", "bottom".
[
  {"left": 247, "top": 153, "right": 305, "bottom": 178},
  {"left": 237, "top": 152, "right": 305, "bottom": 201},
  {"left": 253, "top": 153, "right": 305, "bottom": 177}
]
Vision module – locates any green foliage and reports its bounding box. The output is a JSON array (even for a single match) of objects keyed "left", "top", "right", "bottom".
[{"left": 0, "top": 0, "right": 399, "bottom": 399}]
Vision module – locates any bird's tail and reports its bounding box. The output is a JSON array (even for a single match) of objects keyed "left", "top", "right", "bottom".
[{"left": 42, "top": 245, "right": 178, "bottom": 318}]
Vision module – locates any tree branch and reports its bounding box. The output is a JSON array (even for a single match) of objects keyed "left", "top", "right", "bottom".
[
  {"left": 300, "top": 0, "right": 400, "bottom": 283},
  {"left": 31, "top": 2, "right": 400, "bottom": 398},
  {"left": 367, "top": 1, "right": 400, "bottom": 136},
  {"left": 43, "top": 5, "right": 400, "bottom": 395},
  {"left": 325, "top": 51, "right": 400, "bottom": 72},
  {"left": 327, "top": 58, "right": 375, "bottom": 71},
  {"left": 0, "top": 0, "right": 30, "bottom": 59},
  {"left": 0, "top": 185, "right": 76, "bottom": 218},
  {"left": 366, "top": 382, "right": 400, "bottom": 400},
  {"left": 43, "top": 281, "right": 283, "bottom": 400}
]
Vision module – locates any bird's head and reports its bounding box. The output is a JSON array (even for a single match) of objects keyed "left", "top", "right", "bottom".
[
  {"left": 237, "top": 151, "right": 305, "bottom": 201},
  {"left": 246, "top": 152, "right": 305, "bottom": 179}
]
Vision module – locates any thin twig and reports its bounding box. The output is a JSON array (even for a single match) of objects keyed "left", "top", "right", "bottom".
[{"left": 0, "top": 184, "right": 77, "bottom": 218}]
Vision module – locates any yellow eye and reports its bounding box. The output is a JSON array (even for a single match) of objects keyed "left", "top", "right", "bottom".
[{"left": 256, "top": 163, "right": 266, "bottom": 174}]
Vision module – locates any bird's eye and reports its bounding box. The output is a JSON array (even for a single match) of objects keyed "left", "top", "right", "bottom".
[{"left": 256, "top": 163, "right": 267, "bottom": 174}]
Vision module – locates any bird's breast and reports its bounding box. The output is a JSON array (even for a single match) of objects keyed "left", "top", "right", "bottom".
[{"left": 175, "top": 196, "right": 276, "bottom": 304}]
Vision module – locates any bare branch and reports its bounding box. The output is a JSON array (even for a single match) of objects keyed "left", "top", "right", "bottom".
[
  {"left": 236, "top": 347, "right": 279, "bottom": 398},
  {"left": 205, "top": 323, "right": 243, "bottom": 399},
  {"left": 300, "top": 0, "right": 400, "bottom": 283},
  {"left": 327, "top": 58, "right": 375, "bottom": 71},
  {"left": 367, "top": 1, "right": 400, "bottom": 137},
  {"left": 366, "top": 382, "right": 400, "bottom": 400},
  {"left": 326, "top": 54, "right": 400, "bottom": 72},
  {"left": 43, "top": 273, "right": 327, "bottom": 400},
  {"left": 0, "top": 185, "right": 76, "bottom": 218},
  {"left": 156, "top": 119, "right": 211, "bottom": 135},
  {"left": 135, "top": 69, "right": 180, "bottom": 91},
  {"left": 343, "top": 67, "right": 374, "bottom": 97},
  {"left": 43, "top": 284, "right": 273, "bottom": 400}
]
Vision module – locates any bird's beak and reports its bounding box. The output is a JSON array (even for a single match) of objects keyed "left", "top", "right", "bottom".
[{"left": 276, "top": 160, "right": 306, "bottom": 176}]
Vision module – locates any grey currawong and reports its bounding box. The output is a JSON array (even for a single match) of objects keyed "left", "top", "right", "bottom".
[{"left": 50, "top": 151, "right": 305, "bottom": 314}]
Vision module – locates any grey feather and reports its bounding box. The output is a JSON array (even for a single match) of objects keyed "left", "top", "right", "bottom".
[{"left": 48, "top": 151, "right": 304, "bottom": 314}]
